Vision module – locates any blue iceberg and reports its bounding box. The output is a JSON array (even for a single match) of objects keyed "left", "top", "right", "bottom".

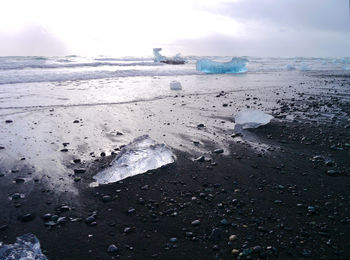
[
  {"left": 196, "top": 57, "right": 248, "bottom": 74},
  {"left": 0, "top": 233, "right": 48, "bottom": 260}
]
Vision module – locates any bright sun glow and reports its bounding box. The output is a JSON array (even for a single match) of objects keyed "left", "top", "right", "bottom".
[{"left": 0, "top": 0, "right": 242, "bottom": 56}]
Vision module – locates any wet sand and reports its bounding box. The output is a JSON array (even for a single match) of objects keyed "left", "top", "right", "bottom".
[{"left": 0, "top": 71, "right": 350, "bottom": 259}]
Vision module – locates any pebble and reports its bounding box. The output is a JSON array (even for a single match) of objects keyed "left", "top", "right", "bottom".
[
  {"left": 194, "top": 156, "right": 205, "bottom": 162},
  {"left": 169, "top": 237, "right": 177, "bottom": 243},
  {"left": 128, "top": 208, "right": 136, "bottom": 214},
  {"left": 327, "top": 169, "right": 338, "bottom": 176},
  {"left": 102, "top": 195, "right": 112, "bottom": 202},
  {"left": 229, "top": 235, "right": 237, "bottom": 241},
  {"left": 232, "top": 249, "right": 240, "bottom": 255},
  {"left": 107, "top": 244, "right": 119, "bottom": 253},
  {"left": 0, "top": 224, "right": 8, "bottom": 231},
  {"left": 74, "top": 168, "right": 86, "bottom": 174},
  {"left": 42, "top": 213, "right": 52, "bottom": 220},
  {"left": 209, "top": 228, "right": 222, "bottom": 241},
  {"left": 302, "top": 249, "right": 312, "bottom": 257},
  {"left": 85, "top": 216, "right": 95, "bottom": 224},
  {"left": 213, "top": 148, "right": 224, "bottom": 154},
  {"left": 191, "top": 220, "right": 201, "bottom": 226},
  {"left": 19, "top": 213, "right": 35, "bottom": 222},
  {"left": 220, "top": 219, "right": 229, "bottom": 226}
]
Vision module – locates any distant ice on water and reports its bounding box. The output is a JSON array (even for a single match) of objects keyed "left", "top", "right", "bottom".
[
  {"left": 0, "top": 233, "right": 48, "bottom": 260},
  {"left": 286, "top": 64, "right": 296, "bottom": 71},
  {"left": 234, "top": 110, "right": 273, "bottom": 130},
  {"left": 196, "top": 57, "right": 248, "bottom": 74},
  {"left": 153, "top": 48, "right": 185, "bottom": 64},
  {"left": 93, "top": 135, "right": 175, "bottom": 185}
]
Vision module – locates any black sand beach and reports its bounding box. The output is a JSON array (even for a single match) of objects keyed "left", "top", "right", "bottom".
[{"left": 0, "top": 71, "right": 350, "bottom": 259}]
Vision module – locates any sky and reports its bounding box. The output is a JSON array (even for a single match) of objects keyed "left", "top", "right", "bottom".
[{"left": 0, "top": 0, "right": 349, "bottom": 57}]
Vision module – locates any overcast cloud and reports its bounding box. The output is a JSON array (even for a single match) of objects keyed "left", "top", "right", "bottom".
[{"left": 0, "top": 0, "right": 349, "bottom": 57}]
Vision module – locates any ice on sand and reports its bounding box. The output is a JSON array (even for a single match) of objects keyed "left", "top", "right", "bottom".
[
  {"left": 93, "top": 135, "right": 175, "bottom": 185},
  {"left": 0, "top": 233, "right": 48, "bottom": 260},
  {"left": 196, "top": 57, "right": 248, "bottom": 74},
  {"left": 234, "top": 110, "right": 273, "bottom": 130},
  {"left": 170, "top": 80, "right": 182, "bottom": 90}
]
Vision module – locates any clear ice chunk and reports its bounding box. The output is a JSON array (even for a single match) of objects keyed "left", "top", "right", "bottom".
[
  {"left": 170, "top": 80, "right": 182, "bottom": 90},
  {"left": 196, "top": 57, "right": 248, "bottom": 74},
  {"left": 234, "top": 110, "right": 273, "bottom": 130},
  {"left": 93, "top": 135, "right": 175, "bottom": 185},
  {"left": 0, "top": 233, "right": 48, "bottom": 260}
]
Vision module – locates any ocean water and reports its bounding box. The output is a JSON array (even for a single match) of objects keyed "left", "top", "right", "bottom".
[{"left": 0, "top": 55, "right": 349, "bottom": 109}]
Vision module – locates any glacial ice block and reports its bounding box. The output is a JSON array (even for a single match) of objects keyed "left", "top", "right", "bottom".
[
  {"left": 170, "top": 80, "right": 182, "bottom": 90},
  {"left": 93, "top": 135, "right": 175, "bottom": 185},
  {"left": 153, "top": 48, "right": 185, "bottom": 64},
  {"left": 234, "top": 110, "right": 273, "bottom": 130},
  {"left": 196, "top": 57, "right": 248, "bottom": 74},
  {"left": 153, "top": 48, "right": 166, "bottom": 62},
  {"left": 0, "top": 233, "right": 48, "bottom": 260}
]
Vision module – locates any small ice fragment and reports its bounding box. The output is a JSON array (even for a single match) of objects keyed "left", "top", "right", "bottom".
[
  {"left": 93, "top": 135, "right": 175, "bottom": 185},
  {"left": 343, "top": 66, "right": 350, "bottom": 70},
  {"left": 196, "top": 57, "right": 248, "bottom": 74},
  {"left": 286, "top": 64, "right": 296, "bottom": 71},
  {"left": 170, "top": 80, "right": 182, "bottom": 90},
  {"left": 234, "top": 110, "right": 274, "bottom": 129},
  {"left": 0, "top": 233, "right": 48, "bottom": 260}
]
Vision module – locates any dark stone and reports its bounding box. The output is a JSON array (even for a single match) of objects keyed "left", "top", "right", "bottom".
[
  {"left": 0, "top": 224, "right": 8, "bottom": 231},
  {"left": 19, "top": 213, "right": 35, "bottom": 222},
  {"left": 107, "top": 244, "right": 119, "bottom": 253},
  {"left": 73, "top": 159, "right": 81, "bottom": 164},
  {"left": 209, "top": 228, "right": 222, "bottom": 241},
  {"left": 5, "top": 120, "right": 13, "bottom": 123},
  {"left": 74, "top": 168, "right": 86, "bottom": 174},
  {"left": 213, "top": 149, "right": 224, "bottom": 154},
  {"left": 194, "top": 156, "right": 205, "bottom": 162},
  {"left": 85, "top": 216, "right": 95, "bottom": 224},
  {"left": 197, "top": 123, "right": 205, "bottom": 128},
  {"left": 42, "top": 213, "right": 52, "bottom": 220},
  {"left": 191, "top": 220, "right": 200, "bottom": 226},
  {"left": 302, "top": 249, "right": 312, "bottom": 257},
  {"left": 15, "top": 178, "right": 25, "bottom": 183},
  {"left": 128, "top": 208, "right": 136, "bottom": 214},
  {"left": 102, "top": 195, "right": 112, "bottom": 202}
]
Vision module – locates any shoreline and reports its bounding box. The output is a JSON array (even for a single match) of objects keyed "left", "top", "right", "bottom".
[{"left": 0, "top": 71, "right": 349, "bottom": 259}]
